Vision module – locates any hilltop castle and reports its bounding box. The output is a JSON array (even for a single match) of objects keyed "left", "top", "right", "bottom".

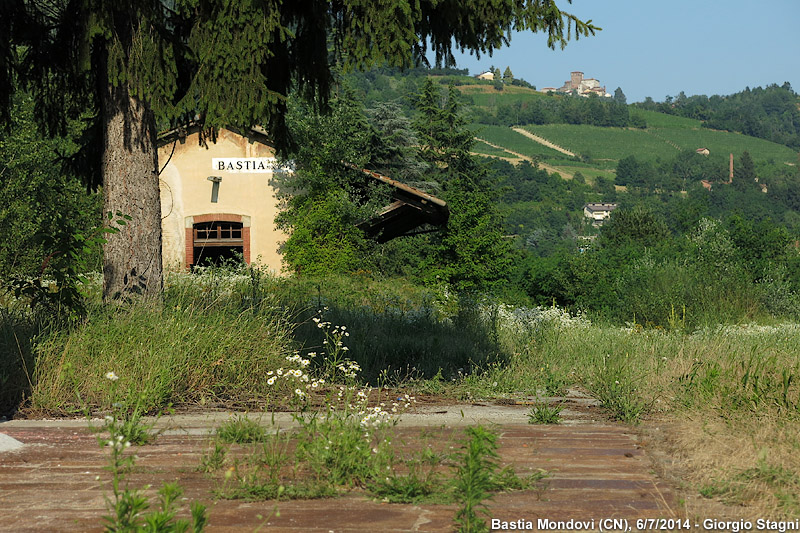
[{"left": 541, "top": 71, "right": 611, "bottom": 97}]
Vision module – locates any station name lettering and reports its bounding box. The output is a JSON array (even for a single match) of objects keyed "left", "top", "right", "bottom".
[{"left": 211, "top": 158, "right": 292, "bottom": 173}]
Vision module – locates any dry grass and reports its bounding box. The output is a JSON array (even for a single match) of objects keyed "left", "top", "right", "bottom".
[
  {"left": 484, "top": 316, "right": 800, "bottom": 518},
  {"left": 646, "top": 414, "right": 800, "bottom": 521}
]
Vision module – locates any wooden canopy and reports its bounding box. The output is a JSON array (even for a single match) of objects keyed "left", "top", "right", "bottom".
[{"left": 349, "top": 164, "right": 449, "bottom": 243}]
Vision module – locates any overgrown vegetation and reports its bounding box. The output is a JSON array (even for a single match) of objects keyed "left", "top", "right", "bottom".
[
  {"left": 3, "top": 62, "right": 800, "bottom": 524},
  {"left": 99, "top": 372, "right": 207, "bottom": 532}
]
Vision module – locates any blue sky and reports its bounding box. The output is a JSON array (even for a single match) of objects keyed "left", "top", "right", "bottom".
[{"left": 443, "top": 0, "right": 799, "bottom": 103}]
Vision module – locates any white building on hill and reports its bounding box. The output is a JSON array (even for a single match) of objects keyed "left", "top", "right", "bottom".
[{"left": 583, "top": 203, "right": 618, "bottom": 226}]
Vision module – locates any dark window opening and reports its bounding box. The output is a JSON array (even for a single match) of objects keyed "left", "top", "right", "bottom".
[
  {"left": 192, "top": 221, "right": 244, "bottom": 268},
  {"left": 194, "top": 221, "right": 243, "bottom": 242}
]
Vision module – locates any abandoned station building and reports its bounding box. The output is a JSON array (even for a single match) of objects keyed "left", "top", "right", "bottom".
[
  {"left": 157, "top": 126, "right": 448, "bottom": 272},
  {"left": 158, "top": 125, "right": 289, "bottom": 272}
]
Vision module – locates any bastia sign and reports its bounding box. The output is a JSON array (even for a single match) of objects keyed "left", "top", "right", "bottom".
[{"left": 212, "top": 158, "right": 293, "bottom": 173}]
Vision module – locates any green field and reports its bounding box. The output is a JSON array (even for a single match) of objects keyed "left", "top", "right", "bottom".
[
  {"left": 474, "top": 125, "right": 565, "bottom": 160},
  {"left": 520, "top": 124, "right": 679, "bottom": 162},
  {"left": 516, "top": 123, "right": 797, "bottom": 165},
  {"left": 472, "top": 140, "right": 515, "bottom": 158},
  {"left": 458, "top": 85, "right": 548, "bottom": 108},
  {"left": 553, "top": 166, "right": 616, "bottom": 183},
  {"left": 652, "top": 126, "right": 797, "bottom": 163},
  {"left": 635, "top": 109, "right": 700, "bottom": 129}
]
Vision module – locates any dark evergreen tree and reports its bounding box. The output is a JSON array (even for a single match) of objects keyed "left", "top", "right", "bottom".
[
  {"left": 613, "top": 87, "right": 627, "bottom": 105},
  {"left": 367, "top": 102, "right": 427, "bottom": 183},
  {"left": 414, "top": 80, "right": 511, "bottom": 291},
  {"left": 733, "top": 151, "right": 757, "bottom": 192}
]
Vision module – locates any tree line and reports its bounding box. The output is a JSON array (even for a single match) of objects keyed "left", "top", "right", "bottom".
[{"left": 473, "top": 90, "right": 647, "bottom": 129}]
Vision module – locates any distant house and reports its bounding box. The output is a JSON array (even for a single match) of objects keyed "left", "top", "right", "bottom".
[
  {"left": 583, "top": 203, "right": 618, "bottom": 226},
  {"left": 475, "top": 71, "right": 495, "bottom": 81}
]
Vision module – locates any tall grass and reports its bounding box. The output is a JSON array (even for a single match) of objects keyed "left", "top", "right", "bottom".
[
  {"left": 5, "top": 269, "right": 505, "bottom": 413},
  {"left": 272, "top": 276, "right": 503, "bottom": 382},
  {"left": 485, "top": 313, "right": 800, "bottom": 518},
  {"left": 0, "top": 307, "right": 41, "bottom": 414},
  {"left": 27, "top": 269, "right": 295, "bottom": 413}
]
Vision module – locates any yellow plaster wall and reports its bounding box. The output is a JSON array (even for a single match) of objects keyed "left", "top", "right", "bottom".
[{"left": 158, "top": 129, "right": 286, "bottom": 273}]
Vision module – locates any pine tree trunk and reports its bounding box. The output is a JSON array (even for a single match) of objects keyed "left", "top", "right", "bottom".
[{"left": 101, "top": 83, "right": 163, "bottom": 300}]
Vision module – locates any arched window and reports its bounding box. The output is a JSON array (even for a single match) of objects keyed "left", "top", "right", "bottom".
[{"left": 185, "top": 214, "right": 250, "bottom": 268}]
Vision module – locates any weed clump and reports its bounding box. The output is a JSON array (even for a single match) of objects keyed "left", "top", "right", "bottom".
[
  {"left": 527, "top": 400, "right": 563, "bottom": 425},
  {"left": 97, "top": 371, "right": 207, "bottom": 531},
  {"left": 216, "top": 415, "right": 268, "bottom": 444}
]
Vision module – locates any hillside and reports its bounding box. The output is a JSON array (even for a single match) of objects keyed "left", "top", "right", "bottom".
[{"left": 457, "top": 84, "right": 798, "bottom": 186}]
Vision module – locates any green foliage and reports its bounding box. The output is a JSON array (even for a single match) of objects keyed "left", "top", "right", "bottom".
[
  {"left": 453, "top": 426, "right": 500, "bottom": 533},
  {"left": 286, "top": 276, "right": 502, "bottom": 381},
  {"left": 590, "top": 351, "right": 651, "bottom": 424},
  {"left": 0, "top": 93, "right": 101, "bottom": 282},
  {"left": 29, "top": 272, "right": 295, "bottom": 413},
  {"left": 733, "top": 150, "right": 757, "bottom": 192},
  {"left": 7, "top": 211, "right": 129, "bottom": 322},
  {"left": 599, "top": 206, "right": 670, "bottom": 248},
  {"left": 369, "top": 446, "right": 447, "bottom": 504},
  {"left": 613, "top": 87, "right": 627, "bottom": 105},
  {"left": 414, "top": 81, "right": 512, "bottom": 291},
  {"left": 96, "top": 392, "right": 160, "bottom": 447},
  {"left": 100, "top": 372, "right": 207, "bottom": 532},
  {"left": 6, "top": 0, "right": 599, "bottom": 156},
  {"left": 216, "top": 415, "right": 268, "bottom": 444},
  {"left": 278, "top": 190, "right": 377, "bottom": 275},
  {"left": 527, "top": 400, "right": 563, "bottom": 424},
  {"left": 296, "top": 412, "right": 394, "bottom": 488},
  {"left": 481, "top": 93, "right": 632, "bottom": 128},
  {"left": 198, "top": 442, "right": 227, "bottom": 474},
  {"left": 432, "top": 169, "right": 513, "bottom": 290},
  {"left": 367, "top": 101, "right": 427, "bottom": 182},
  {"left": 275, "top": 90, "right": 383, "bottom": 275}
]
